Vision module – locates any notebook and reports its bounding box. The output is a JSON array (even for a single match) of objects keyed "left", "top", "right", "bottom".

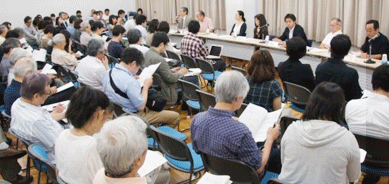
[{"left": 206, "top": 45, "right": 223, "bottom": 59}]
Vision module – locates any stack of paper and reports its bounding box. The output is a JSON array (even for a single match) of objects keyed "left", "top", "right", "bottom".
[
  {"left": 138, "top": 150, "right": 168, "bottom": 177},
  {"left": 137, "top": 62, "right": 161, "bottom": 87},
  {"left": 41, "top": 100, "right": 70, "bottom": 112},
  {"left": 197, "top": 172, "right": 232, "bottom": 184},
  {"left": 239, "top": 103, "right": 284, "bottom": 142},
  {"left": 184, "top": 68, "right": 202, "bottom": 76}
]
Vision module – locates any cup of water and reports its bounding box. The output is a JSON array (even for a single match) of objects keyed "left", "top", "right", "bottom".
[{"left": 265, "top": 35, "right": 270, "bottom": 43}]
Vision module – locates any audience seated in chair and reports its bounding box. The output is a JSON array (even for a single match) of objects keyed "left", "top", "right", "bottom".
[
  {"left": 76, "top": 39, "right": 109, "bottom": 91},
  {"left": 279, "top": 82, "right": 361, "bottom": 183},
  {"left": 1, "top": 38, "right": 21, "bottom": 82},
  {"left": 144, "top": 32, "right": 188, "bottom": 105},
  {"left": 102, "top": 47, "right": 180, "bottom": 127},
  {"left": 7, "top": 47, "right": 33, "bottom": 86},
  {"left": 10, "top": 73, "right": 66, "bottom": 163},
  {"left": 127, "top": 28, "right": 149, "bottom": 55},
  {"left": 107, "top": 25, "right": 126, "bottom": 58},
  {"left": 315, "top": 34, "right": 362, "bottom": 101},
  {"left": 180, "top": 20, "right": 226, "bottom": 71},
  {"left": 191, "top": 71, "right": 281, "bottom": 181},
  {"left": 346, "top": 64, "right": 389, "bottom": 183},
  {"left": 278, "top": 37, "right": 315, "bottom": 91},
  {"left": 243, "top": 50, "right": 282, "bottom": 112},
  {"left": 80, "top": 21, "right": 92, "bottom": 46},
  {"left": 157, "top": 21, "right": 181, "bottom": 54},
  {"left": 40, "top": 24, "right": 54, "bottom": 49},
  {"left": 94, "top": 115, "right": 171, "bottom": 184},
  {"left": 145, "top": 19, "right": 159, "bottom": 46},
  {"left": 55, "top": 86, "right": 113, "bottom": 184},
  {"left": 51, "top": 33, "right": 79, "bottom": 70}
]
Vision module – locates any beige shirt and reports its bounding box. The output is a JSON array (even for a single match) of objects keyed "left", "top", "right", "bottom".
[
  {"left": 51, "top": 48, "right": 78, "bottom": 70},
  {"left": 0, "top": 36, "right": 5, "bottom": 45},
  {"left": 93, "top": 168, "right": 147, "bottom": 184}
]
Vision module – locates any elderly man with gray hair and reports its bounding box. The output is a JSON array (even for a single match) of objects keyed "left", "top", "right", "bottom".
[
  {"left": 80, "top": 21, "right": 92, "bottom": 46},
  {"left": 7, "top": 47, "right": 33, "bottom": 85},
  {"left": 320, "top": 18, "right": 342, "bottom": 49},
  {"left": 94, "top": 115, "right": 171, "bottom": 184},
  {"left": 10, "top": 72, "right": 66, "bottom": 163},
  {"left": 76, "top": 39, "right": 109, "bottom": 91},
  {"left": 51, "top": 33, "right": 79, "bottom": 70},
  {"left": 191, "top": 71, "right": 281, "bottom": 179},
  {"left": 128, "top": 29, "right": 149, "bottom": 55}
]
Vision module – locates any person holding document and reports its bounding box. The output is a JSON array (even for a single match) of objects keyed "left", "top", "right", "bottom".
[
  {"left": 191, "top": 71, "right": 281, "bottom": 181},
  {"left": 144, "top": 32, "right": 188, "bottom": 105},
  {"left": 102, "top": 47, "right": 180, "bottom": 127}
]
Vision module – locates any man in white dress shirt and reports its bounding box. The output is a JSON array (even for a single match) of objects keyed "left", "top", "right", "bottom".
[
  {"left": 76, "top": 39, "right": 109, "bottom": 91},
  {"left": 135, "top": 15, "right": 148, "bottom": 45},
  {"left": 320, "top": 18, "right": 342, "bottom": 49}
]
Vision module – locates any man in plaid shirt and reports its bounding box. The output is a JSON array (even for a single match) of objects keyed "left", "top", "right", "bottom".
[{"left": 180, "top": 20, "right": 226, "bottom": 71}]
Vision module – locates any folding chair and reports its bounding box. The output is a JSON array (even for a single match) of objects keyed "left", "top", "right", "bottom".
[
  {"left": 196, "top": 89, "right": 216, "bottom": 112},
  {"left": 178, "top": 79, "right": 201, "bottom": 115},
  {"left": 105, "top": 54, "right": 120, "bottom": 69},
  {"left": 28, "top": 144, "right": 58, "bottom": 184},
  {"left": 283, "top": 81, "right": 311, "bottom": 109},
  {"left": 166, "top": 50, "right": 182, "bottom": 61},
  {"left": 196, "top": 58, "right": 222, "bottom": 85},
  {"left": 200, "top": 152, "right": 260, "bottom": 184},
  {"left": 181, "top": 55, "right": 198, "bottom": 69},
  {"left": 148, "top": 126, "right": 204, "bottom": 184},
  {"left": 231, "top": 65, "right": 247, "bottom": 76}
]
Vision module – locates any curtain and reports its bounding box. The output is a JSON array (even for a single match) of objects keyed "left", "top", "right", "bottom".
[
  {"left": 136, "top": 0, "right": 226, "bottom": 30},
  {"left": 257, "top": 0, "right": 389, "bottom": 47}
]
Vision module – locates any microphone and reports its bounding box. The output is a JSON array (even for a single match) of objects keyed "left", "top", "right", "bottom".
[{"left": 260, "top": 24, "right": 269, "bottom": 29}]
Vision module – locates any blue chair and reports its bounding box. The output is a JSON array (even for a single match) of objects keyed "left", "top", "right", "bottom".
[
  {"left": 196, "top": 89, "right": 216, "bottom": 112},
  {"left": 28, "top": 144, "right": 58, "bottom": 184},
  {"left": 148, "top": 126, "right": 204, "bottom": 184},
  {"left": 105, "top": 54, "right": 120, "bottom": 69},
  {"left": 353, "top": 134, "right": 389, "bottom": 180},
  {"left": 196, "top": 58, "right": 222, "bottom": 84},
  {"left": 307, "top": 39, "right": 313, "bottom": 47},
  {"left": 178, "top": 79, "right": 201, "bottom": 116},
  {"left": 261, "top": 171, "right": 280, "bottom": 184}
]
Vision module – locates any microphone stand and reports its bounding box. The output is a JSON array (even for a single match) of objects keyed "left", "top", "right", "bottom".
[{"left": 365, "top": 41, "right": 375, "bottom": 64}]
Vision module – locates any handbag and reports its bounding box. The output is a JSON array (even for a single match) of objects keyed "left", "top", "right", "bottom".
[{"left": 109, "top": 70, "right": 167, "bottom": 112}]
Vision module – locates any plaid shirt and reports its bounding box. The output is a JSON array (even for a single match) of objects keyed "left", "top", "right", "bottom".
[
  {"left": 191, "top": 107, "right": 262, "bottom": 170},
  {"left": 180, "top": 32, "right": 216, "bottom": 64},
  {"left": 244, "top": 77, "right": 282, "bottom": 112}
]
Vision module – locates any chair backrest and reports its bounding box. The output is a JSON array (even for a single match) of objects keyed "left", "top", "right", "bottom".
[
  {"left": 353, "top": 134, "right": 389, "bottom": 168},
  {"left": 52, "top": 64, "right": 79, "bottom": 83},
  {"left": 8, "top": 128, "right": 31, "bottom": 148},
  {"left": 196, "top": 58, "right": 214, "bottom": 74},
  {"left": 28, "top": 144, "right": 58, "bottom": 183},
  {"left": 200, "top": 152, "right": 260, "bottom": 184},
  {"left": 196, "top": 89, "right": 216, "bottom": 112},
  {"left": 106, "top": 54, "right": 120, "bottom": 69},
  {"left": 178, "top": 79, "right": 201, "bottom": 102},
  {"left": 181, "top": 54, "right": 198, "bottom": 69},
  {"left": 112, "top": 103, "right": 126, "bottom": 118},
  {"left": 280, "top": 117, "right": 299, "bottom": 135},
  {"left": 148, "top": 126, "right": 193, "bottom": 163},
  {"left": 231, "top": 66, "right": 247, "bottom": 76},
  {"left": 235, "top": 103, "right": 248, "bottom": 117},
  {"left": 283, "top": 81, "right": 311, "bottom": 107},
  {"left": 72, "top": 39, "right": 87, "bottom": 54},
  {"left": 166, "top": 50, "right": 181, "bottom": 61}
]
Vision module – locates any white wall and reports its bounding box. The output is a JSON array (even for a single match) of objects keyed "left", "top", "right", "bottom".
[
  {"left": 0, "top": 0, "right": 136, "bottom": 28},
  {"left": 225, "top": 0, "right": 257, "bottom": 38}
]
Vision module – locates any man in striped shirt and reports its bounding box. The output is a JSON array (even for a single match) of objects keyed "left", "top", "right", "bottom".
[{"left": 10, "top": 73, "right": 66, "bottom": 163}]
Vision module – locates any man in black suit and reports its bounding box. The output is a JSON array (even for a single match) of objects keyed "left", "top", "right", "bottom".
[
  {"left": 315, "top": 34, "right": 362, "bottom": 101},
  {"left": 359, "top": 20, "right": 389, "bottom": 60},
  {"left": 274, "top": 14, "right": 308, "bottom": 45}
]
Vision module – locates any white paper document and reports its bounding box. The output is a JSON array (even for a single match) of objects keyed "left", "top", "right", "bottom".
[
  {"left": 137, "top": 62, "right": 161, "bottom": 87},
  {"left": 57, "top": 82, "right": 74, "bottom": 93},
  {"left": 33, "top": 49, "right": 47, "bottom": 62},
  {"left": 239, "top": 103, "right": 283, "bottom": 142},
  {"left": 41, "top": 100, "right": 70, "bottom": 112},
  {"left": 184, "top": 68, "right": 202, "bottom": 76},
  {"left": 40, "top": 64, "right": 53, "bottom": 74},
  {"left": 197, "top": 172, "right": 232, "bottom": 184},
  {"left": 164, "top": 58, "right": 174, "bottom": 62},
  {"left": 138, "top": 150, "right": 168, "bottom": 177},
  {"left": 360, "top": 149, "right": 367, "bottom": 163}
]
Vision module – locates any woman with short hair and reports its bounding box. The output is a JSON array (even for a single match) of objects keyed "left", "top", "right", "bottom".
[
  {"left": 55, "top": 86, "right": 113, "bottom": 184},
  {"left": 244, "top": 50, "right": 282, "bottom": 112},
  {"left": 278, "top": 82, "right": 361, "bottom": 183}
]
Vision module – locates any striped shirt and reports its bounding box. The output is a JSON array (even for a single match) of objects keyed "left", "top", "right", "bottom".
[{"left": 10, "top": 98, "right": 64, "bottom": 163}]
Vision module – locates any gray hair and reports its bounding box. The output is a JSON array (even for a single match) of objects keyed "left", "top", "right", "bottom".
[
  {"left": 13, "top": 57, "right": 37, "bottom": 77},
  {"left": 9, "top": 48, "right": 33, "bottom": 66},
  {"left": 80, "top": 22, "right": 90, "bottom": 32},
  {"left": 14, "top": 28, "right": 24, "bottom": 37},
  {"left": 332, "top": 18, "right": 342, "bottom": 26},
  {"left": 127, "top": 29, "right": 142, "bottom": 44},
  {"left": 215, "top": 71, "right": 250, "bottom": 103},
  {"left": 0, "top": 25, "right": 7, "bottom": 35},
  {"left": 52, "top": 33, "right": 65, "bottom": 46},
  {"left": 96, "top": 116, "right": 148, "bottom": 177},
  {"left": 21, "top": 72, "right": 50, "bottom": 100},
  {"left": 87, "top": 39, "right": 105, "bottom": 56}
]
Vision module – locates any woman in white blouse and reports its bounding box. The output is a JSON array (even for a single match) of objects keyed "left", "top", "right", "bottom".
[
  {"left": 230, "top": 10, "right": 247, "bottom": 36},
  {"left": 55, "top": 86, "right": 113, "bottom": 184}
]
